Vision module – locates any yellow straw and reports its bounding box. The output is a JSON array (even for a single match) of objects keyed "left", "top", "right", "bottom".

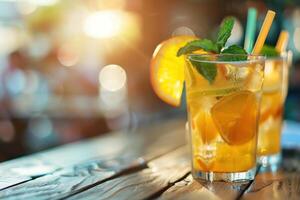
[
  {"left": 275, "top": 30, "right": 289, "bottom": 53},
  {"left": 252, "top": 10, "right": 276, "bottom": 54}
]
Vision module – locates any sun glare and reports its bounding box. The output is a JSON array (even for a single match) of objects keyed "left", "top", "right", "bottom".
[{"left": 84, "top": 11, "right": 122, "bottom": 39}]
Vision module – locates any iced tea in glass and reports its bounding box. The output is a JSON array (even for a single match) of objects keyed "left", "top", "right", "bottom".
[
  {"left": 185, "top": 54, "right": 265, "bottom": 182},
  {"left": 257, "top": 55, "right": 288, "bottom": 166}
]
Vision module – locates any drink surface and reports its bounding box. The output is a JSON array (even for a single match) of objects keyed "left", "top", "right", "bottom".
[
  {"left": 185, "top": 58, "right": 264, "bottom": 173},
  {"left": 257, "top": 59, "right": 286, "bottom": 156}
]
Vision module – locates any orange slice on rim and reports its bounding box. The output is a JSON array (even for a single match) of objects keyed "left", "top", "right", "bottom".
[{"left": 150, "top": 35, "right": 201, "bottom": 106}]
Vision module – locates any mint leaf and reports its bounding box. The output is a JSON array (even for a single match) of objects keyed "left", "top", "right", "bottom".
[
  {"left": 189, "top": 55, "right": 217, "bottom": 84},
  {"left": 177, "top": 39, "right": 218, "bottom": 56},
  {"left": 221, "top": 45, "right": 247, "bottom": 61},
  {"left": 221, "top": 45, "right": 247, "bottom": 54},
  {"left": 261, "top": 45, "right": 279, "bottom": 57},
  {"left": 216, "top": 17, "right": 235, "bottom": 52}
]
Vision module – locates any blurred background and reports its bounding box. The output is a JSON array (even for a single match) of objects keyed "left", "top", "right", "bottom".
[{"left": 0, "top": 0, "right": 299, "bottom": 161}]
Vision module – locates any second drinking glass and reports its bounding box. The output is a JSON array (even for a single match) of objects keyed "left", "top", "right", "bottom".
[{"left": 257, "top": 54, "right": 289, "bottom": 167}]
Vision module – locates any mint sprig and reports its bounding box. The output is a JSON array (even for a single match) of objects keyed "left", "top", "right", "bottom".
[
  {"left": 216, "top": 17, "right": 235, "bottom": 52},
  {"left": 177, "top": 39, "right": 217, "bottom": 56},
  {"left": 177, "top": 17, "right": 236, "bottom": 55},
  {"left": 177, "top": 17, "right": 247, "bottom": 84},
  {"left": 261, "top": 45, "right": 279, "bottom": 57}
]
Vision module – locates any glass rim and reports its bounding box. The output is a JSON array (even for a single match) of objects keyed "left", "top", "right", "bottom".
[
  {"left": 187, "top": 53, "right": 266, "bottom": 64},
  {"left": 265, "top": 53, "right": 287, "bottom": 61}
]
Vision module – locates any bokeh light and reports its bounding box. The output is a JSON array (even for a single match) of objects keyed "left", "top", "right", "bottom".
[
  {"left": 28, "top": 116, "right": 53, "bottom": 139},
  {"left": 0, "top": 26, "right": 20, "bottom": 55},
  {"left": 99, "top": 64, "right": 127, "bottom": 92},
  {"left": 23, "top": 70, "right": 40, "bottom": 94},
  {"left": 17, "top": 1, "right": 37, "bottom": 15},
  {"left": 27, "top": 34, "right": 52, "bottom": 59},
  {"left": 57, "top": 44, "right": 79, "bottom": 67},
  {"left": 10, "top": 72, "right": 50, "bottom": 114},
  {"left": 172, "top": 26, "right": 195, "bottom": 37},
  {"left": 26, "top": 115, "right": 57, "bottom": 150},
  {"left": 83, "top": 10, "right": 141, "bottom": 43},
  {"left": 99, "top": 64, "right": 128, "bottom": 119},
  {"left": 5, "top": 70, "right": 26, "bottom": 96},
  {"left": 294, "top": 27, "right": 300, "bottom": 52},
  {"left": 83, "top": 11, "right": 122, "bottom": 39}
]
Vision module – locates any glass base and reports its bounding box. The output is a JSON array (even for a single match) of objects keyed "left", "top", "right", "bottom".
[
  {"left": 192, "top": 167, "right": 256, "bottom": 182},
  {"left": 258, "top": 153, "right": 282, "bottom": 172}
]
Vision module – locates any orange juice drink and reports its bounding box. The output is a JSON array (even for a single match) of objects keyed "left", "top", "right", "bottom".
[
  {"left": 257, "top": 56, "right": 288, "bottom": 165},
  {"left": 186, "top": 54, "right": 265, "bottom": 182}
]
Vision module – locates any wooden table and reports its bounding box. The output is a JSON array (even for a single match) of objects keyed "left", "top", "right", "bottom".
[{"left": 0, "top": 118, "right": 299, "bottom": 200}]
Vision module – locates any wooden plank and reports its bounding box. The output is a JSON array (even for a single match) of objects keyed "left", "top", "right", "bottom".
[
  {"left": 0, "top": 119, "right": 186, "bottom": 200},
  {"left": 242, "top": 172, "right": 300, "bottom": 200},
  {"left": 241, "top": 150, "right": 300, "bottom": 200},
  {"left": 0, "top": 157, "right": 135, "bottom": 200},
  {"left": 68, "top": 147, "right": 191, "bottom": 200},
  {"left": 0, "top": 131, "right": 128, "bottom": 190},
  {"left": 0, "top": 118, "right": 185, "bottom": 190},
  {"left": 0, "top": 131, "right": 126, "bottom": 177},
  {"left": 0, "top": 177, "right": 30, "bottom": 191},
  {"left": 159, "top": 174, "right": 251, "bottom": 200},
  {"left": 0, "top": 156, "right": 58, "bottom": 190},
  {"left": 18, "top": 118, "right": 186, "bottom": 168},
  {"left": 159, "top": 175, "right": 219, "bottom": 200}
]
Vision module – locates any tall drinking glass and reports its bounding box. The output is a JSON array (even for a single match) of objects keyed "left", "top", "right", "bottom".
[
  {"left": 185, "top": 54, "right": 265, "bottom": 182},
  {"left": 257, "top": 55, "right": 289, "bottom": 166}
]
